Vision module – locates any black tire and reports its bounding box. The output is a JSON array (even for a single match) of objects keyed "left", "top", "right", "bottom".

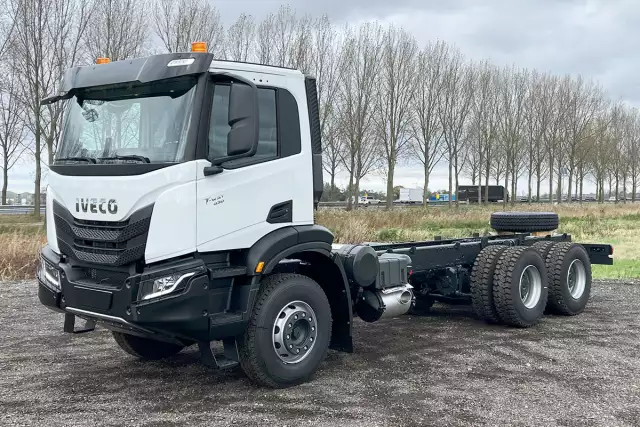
[
  {"left": 532, "top": 241, "right": 556, "bottom": 259},
  {"left": 470, "top": 245, "right": 508, "bottom": 324},
  {"left": 112, "top": 331, "right": 184, "bottom": 360},
  {"left": 238, "top": 273, "right": 332, "bottom": 388},
  {"left": 545, "top": 242, "right": 592, "bottom": 315},
  {"left": 493, "top": 247, "right": 549, "bottom": 328},
  {"left": 490, "top": 212, "right": 559, "bottom": 233}
]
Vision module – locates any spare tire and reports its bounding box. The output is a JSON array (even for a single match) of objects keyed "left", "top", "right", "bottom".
[{"left": 490, "top": 212, "right": 559, "bottom": 233}]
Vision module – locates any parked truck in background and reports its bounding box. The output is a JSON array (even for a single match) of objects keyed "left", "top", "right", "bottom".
[
  {"left": 397, "top": 188, "right": 424, "bottom": 204},
  {"left": 36, "top": 44, "right": 614, "bottom": 388},
  {"left": 457, "top": 185, "right": 509, "bottom": 203}
]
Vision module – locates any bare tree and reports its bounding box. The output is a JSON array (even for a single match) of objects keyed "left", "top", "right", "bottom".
[
  {"left": 496, "top": 66, "right": 528, "bottom": 205},
  {"left": 0, "top": 62, "right": 27, "bottom": 205},
  {"left": 83, "top": 0, "right": 149, "bottom": 61},
  {"left": 337, "top": 22, "right": 384, "bottom": 210},
  {"left": 540, "top": 74, "right": 563, "bottom": 203},
  {"left": 375, "top": 26, "right": 417, "bottom": 208},
  {"left": 154, "top": 0, "right": 224, "bottom": 56},
  {"left": 528, "top": 71, "right": 552, "bottom": 201},
  {"left": 469, "top": 60, "right": 499, "bottom": 204},
  {"left": 272, "top": 5, "right": 297, "bottom": 67},
  {"left": 438, "top": 49, "right": 475, "bottom": 208},
  {"left": 627, "top": 107, "right": 640, "bottom": 202},
  {"left": 225, "top": 13, "right": 256, "bottom": 62},
  {"left": 410, "top": 41, "right": 448, "bottom": 204},
  {"left": 0, "top": 0, "right": 15, "bottom": 60},
  {"left": 257, "top": 12, "right": 276, "bottom": 65},
  {"left": 310, "top": 15, "right": 342, "bottom": 200},
  {"left": 288, "top": 14, "right": 313, "bottom": 72},
  {"left": 563, "top": 76, "right": 605, "bottom": 202},
  {"left": 10, "top": 0, "right": 94, "bottom": 216}
]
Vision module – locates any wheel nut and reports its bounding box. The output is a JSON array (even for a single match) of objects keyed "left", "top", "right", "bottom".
[
  {"left": 294, "top": 315, "right": 298, "bottom": 320},
  {"left": 302, "top": 313, "right": 306, "bottom": 317},
  {"left": 304, "top": 346, "right": 308, "bottom": 350},
  {"left": 286, "top": 335, "right": 290, "bottom": 340},
  {"left": 296, "top": 349, "right": 300, "bottom": 354},
  {"left": 289, "top": 344, "right": 293, "bottom": 349},
  {"left": 288, "top": 323, "right": 292, "bottom": 328},
  {"left": 311, "top": 327, "right": 315, "bottom": 331},
  {"left": 310, "top": 337, "right": 314, "bottom": 342}
]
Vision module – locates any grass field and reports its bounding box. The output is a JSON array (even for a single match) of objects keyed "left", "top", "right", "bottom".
[{"left": 0, "top": 203, "right": 637, "bottom": 280}]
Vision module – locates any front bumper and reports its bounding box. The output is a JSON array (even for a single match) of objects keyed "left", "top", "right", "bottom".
[{"left": 37, "top": 245, "right": 247, "bottom": 343}]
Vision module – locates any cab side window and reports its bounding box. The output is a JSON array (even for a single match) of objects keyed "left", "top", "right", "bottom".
[{"left": 208, "top": 84, "right": 278, "bottom": 164}]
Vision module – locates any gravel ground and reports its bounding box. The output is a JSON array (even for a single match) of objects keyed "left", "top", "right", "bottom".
[{"left": 1, "top": 280, "right": 640, "bottom": 427}]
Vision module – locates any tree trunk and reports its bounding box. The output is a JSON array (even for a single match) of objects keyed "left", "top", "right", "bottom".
[
  {"left": 484, "top": 161, "right": 490, "bottom": 206},
  {"left": 503, "top": 173, "right": 509, "bottom": 209},
  {"left": 346, "top": 154, "right": 355, "bottom": 211},
  {"left": 329, "top": 168, "right": 336, "bottom": 201},
  {"left": 548, "top": 155, "right": 554, "bottom": 204},
  {"left": 423, "top": 164, "right": 430, "bottom": 207},
  {"left": 34, "top": 128, "right": 41, "bottom": 218},
  {"left": 448, "top": 147, "right": 453, "bottom": 209},
  {"left": 536, "top": 163, "right": 541, "bottom": 202},
  {"left": 386, "top": 160, "right": 394, "bottom": 210},
  {"left": 567, "top": 167, "right": 573, "bottom": 203},
  {"left": 354, "top": 175, "right": 361, "bottom": 210},
  {"left": 527, "top": 165, "right": 532, "bottom": 204},
  {"left": 1, "top": 162, "right": 7, "bottom": 206}
]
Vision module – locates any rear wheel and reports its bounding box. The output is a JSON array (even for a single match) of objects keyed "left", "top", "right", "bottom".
[
  {"left": 470, "top": 245, "right": 508, "bottom": 323},
  {"left": 545, "top": 243, "right": 592, "bottom": 315},
  {"left": 112, "top": 331, "right": 184, "bottom": 360},
  {"left": 532, "top": 241, "right": 556, "bottom": 259},
  {"left": 493, "top": 247, "right": 549, "bottom": 328},
  {"left": 238, "top": 273, "right": 332, "bottom": 388}
]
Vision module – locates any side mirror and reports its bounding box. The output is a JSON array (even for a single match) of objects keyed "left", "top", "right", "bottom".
[{"left": 227, "top": 81, "right": 259, "bottom": 157}]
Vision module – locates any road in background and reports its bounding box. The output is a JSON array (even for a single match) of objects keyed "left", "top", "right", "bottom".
[{"left": 1, "top": 280, "right": 639, "bottom": 426}]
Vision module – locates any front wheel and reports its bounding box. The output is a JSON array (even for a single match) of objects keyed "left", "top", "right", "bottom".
[{"left": 238, "top": 273, "right": 332, "bottom": 388}]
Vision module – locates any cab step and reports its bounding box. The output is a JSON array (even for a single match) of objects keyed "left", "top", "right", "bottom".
[{"left": 198, "top": 337, "right": 240, "bottom": 369}]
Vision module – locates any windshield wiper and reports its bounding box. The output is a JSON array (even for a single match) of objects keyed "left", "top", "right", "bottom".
[
  {"left": 55, "top": 156, "right": 97, "bottom": 164},
  {"left": 98, "top": 155, "right": 151, "bottom": 164}
]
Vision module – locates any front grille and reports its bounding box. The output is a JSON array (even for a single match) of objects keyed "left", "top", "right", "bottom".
[{"left": 53, "top": 201, "right": 154, "bottom": 267}]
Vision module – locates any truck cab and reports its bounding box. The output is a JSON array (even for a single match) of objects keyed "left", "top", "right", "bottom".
[{"left": 37, "top": 45, "right": 613, "bottom": 388}]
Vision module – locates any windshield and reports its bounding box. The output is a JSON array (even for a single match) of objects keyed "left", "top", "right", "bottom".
[{"left": 56, "top": 76, "right": 198, "bottom": 164}]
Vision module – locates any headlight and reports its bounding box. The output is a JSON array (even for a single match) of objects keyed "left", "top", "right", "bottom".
[
  {"left": 138, "top": 271, "right": 196, "bottom": 301},
  {"left": 38, "top": 256, "right": 61, "bottom": 291}
]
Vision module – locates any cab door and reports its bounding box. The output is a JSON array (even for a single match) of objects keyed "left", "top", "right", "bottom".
[{"left": 195, "top": 74, "right": 313, "bottom": 253}]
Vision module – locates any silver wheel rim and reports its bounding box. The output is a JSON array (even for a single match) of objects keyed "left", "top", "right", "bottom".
[
  {"left": 272, "top": 300, "right": 317, "bottom": 364},
  {"left": 519, "top": 265, "right": 542, "bottom": 309},
  {"left": 567, "top": 259, "right": 586, "bottom": 299}
]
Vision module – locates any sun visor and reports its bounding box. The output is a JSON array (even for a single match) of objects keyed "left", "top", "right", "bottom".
[{"left": 56, "top": 52, "right": 214, "bottom": 100}]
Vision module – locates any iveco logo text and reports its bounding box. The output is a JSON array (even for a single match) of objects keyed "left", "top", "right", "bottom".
[{"left": 75, "top": 198, "right": 118, "bottom": 214}]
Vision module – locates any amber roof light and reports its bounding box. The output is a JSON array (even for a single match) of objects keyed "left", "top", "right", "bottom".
[{"left": 191, "top": 42, "right": 207, "bottom": 53}]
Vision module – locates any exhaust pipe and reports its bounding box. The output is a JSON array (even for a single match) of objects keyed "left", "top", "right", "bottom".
[{"left": 356, "top": 284, "right": 414, "bottom": 323}]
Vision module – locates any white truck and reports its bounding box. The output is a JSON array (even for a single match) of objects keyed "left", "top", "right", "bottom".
[
  {"left": 36, "top": 44, "right": 613, "bottom": 388},
  {"left": 397, "top": 188, "right": 424, "bottom": 204}
]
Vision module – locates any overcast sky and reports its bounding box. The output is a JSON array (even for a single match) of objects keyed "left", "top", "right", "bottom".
[{"left": 7, "top": 0, "right": 639, "bottom": 195}]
